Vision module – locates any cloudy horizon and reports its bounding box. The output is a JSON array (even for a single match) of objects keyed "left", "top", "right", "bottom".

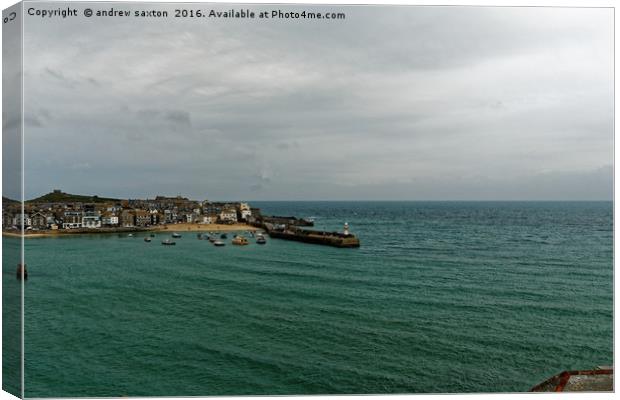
[{"left": 18, "top": 4, "right": 613, "bottom": 201}]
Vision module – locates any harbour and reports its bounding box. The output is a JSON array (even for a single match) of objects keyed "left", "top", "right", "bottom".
[
  {"left": 2, "top": 190, "right": 362, "bottom": 249},
  {"left": 10, "top": 201, "right": 613, "bottom": 397}
]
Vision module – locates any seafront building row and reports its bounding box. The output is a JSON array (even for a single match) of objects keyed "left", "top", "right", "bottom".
[
  {"left": 2, "top": 190, "right": 360, "bottom": 248},
  {"left": 2, "top": 190, "right": 257, "bottom": 231}
]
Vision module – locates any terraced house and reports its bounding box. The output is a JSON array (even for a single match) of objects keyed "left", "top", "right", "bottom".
[{"left": 2, "top": 190, "right": 259, "bottom": 233}]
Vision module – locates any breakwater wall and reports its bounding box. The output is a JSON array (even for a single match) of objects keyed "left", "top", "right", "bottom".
[{"left": 263, "top": 223, "right": 360, "bottom": 248}]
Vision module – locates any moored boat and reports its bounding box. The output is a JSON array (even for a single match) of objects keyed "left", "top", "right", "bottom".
[
  {"left": 172, "top": 233, "right": 182, "bottom": 238},
  {"left": 144, "top": 237, "right": 152, "bottom": 242},
  {"left": 213, "top": 240, "right": 225, "bottom": 246},
  {"left": 232, "top": 236, "right": 249, "bottom": 245},
  {"left": 256, "top": 235, "right": 266, "bottom": 244},
  {"left": 220, "top": 233, "right": 227, "bottom": 239},
  {"left": 161, "top": 239, "right": 176, "bottom": 246}
]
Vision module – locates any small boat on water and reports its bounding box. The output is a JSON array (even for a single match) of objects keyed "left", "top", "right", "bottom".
[
  {"left": 220, "top": 233, "right": 228, "bottom": 239},
  {"left": 197, "top": 233, "right": 204, "bottom": 240},
  {"left": 232, "top": 236, "right": 249, "bottom": 245},
  {"left": 144, "top": 237, "right": 152, "bottom": 242},
  {"left": 161, "top": 239, "right": 176, "bottom": 246},
  {"left": 256, "top": 236, "right": 266, "bottom": 245},
  {"left": 172, "top": 233, "right": 182, "bottom": 238},
  {"left": 207, "top": 236, "right": 216, "bottom": 243},
  {"left": 150, "top": 233, "right": 155, "bottom": 237},
  {"left": 127, "top": 233, "right": 134, "bottom": 237},
  {"left": 213, "top": 240, "right": 225, "bottom": 246}
]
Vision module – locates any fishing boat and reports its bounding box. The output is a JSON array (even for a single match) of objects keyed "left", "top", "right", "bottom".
[
  {"left": 144, "top": 237, "right": 152, "bottom": 243},
  {"left": 256, "top": 235, "right": 266, "bottom": 245},
  {"left": 172, "top": 233, "right": 182, "bottom": 238},
  {"left": 220, "top": 233, "right": 227, "bottom": 239},
  {"left": 232, "top": 236, "right": 249, "bottom": 245},
  {"left": 161, "top": 239, "right": 176, "bottom": 246},
  {"left": 213, "top": 240, "right": 225, "bottom": 247},
  {"left": 207, "top": 236, "right": 216, "bottom": 243}
]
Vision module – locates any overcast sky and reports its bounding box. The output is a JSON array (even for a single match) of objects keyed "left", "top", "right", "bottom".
[{"left": 19, "top": 4, "right": 613, "bottom": 201}]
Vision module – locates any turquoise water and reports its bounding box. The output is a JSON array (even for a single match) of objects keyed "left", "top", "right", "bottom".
[
  {"left": 2, "top": 236, "right": 22, "bottom": 397},
  {"left": 10, "top": 202, "right": 613, "bottom": 396}
]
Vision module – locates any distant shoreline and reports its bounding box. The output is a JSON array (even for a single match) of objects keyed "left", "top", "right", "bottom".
[{"left": 2, "top": 222, "right": 260, "bottom": 239}]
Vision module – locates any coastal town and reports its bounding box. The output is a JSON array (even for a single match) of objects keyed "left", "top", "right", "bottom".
[
  {"left": 2, "top": 190, "right": 360, "bottom": 247},
  {"left": 2, "top": 190, "right": 261, "bottom": 233}
]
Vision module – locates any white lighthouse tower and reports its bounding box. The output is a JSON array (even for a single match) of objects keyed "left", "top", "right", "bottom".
[{"left": 343, "top": 222, "right": 349, "bottom": 235}]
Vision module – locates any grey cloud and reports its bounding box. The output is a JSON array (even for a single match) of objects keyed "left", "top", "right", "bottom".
[
  {"left": 136, "top": 109, "right": 159, "bottom": 118},
  {"left": 24, "top": 115, "right": 43, "bottom": 127},
  {"left": 45, "top": 67, "right": 65, "bottom": 81},
  {"left": 70, "top": 162, "right": 91, "bottom": 170},
  {"left": 164, "top": 110, "right": 191, "bottom": 127},
  {"left": 20, "top": 4, "right": 613, "bottom": 200},
  {"left": 46, "top": 68, "right": 103, "bottom": 89},
  {"left": 276, "top": 142, "right": 300, "bottom": 150},
  {"left": 250, "top": 183, "right": 265, "bottom": 192},
  {"left": 38, "top": 108, "right": 52, "bottom": 120},
  {"left": 2, "top": 114, "right": 20, "bottom": 131},
  {"left": 136, "top": 109, "right": 191, "bottom": 127},
  {"left": 250, "top": 173, "right": 273, "bottom": 193}
]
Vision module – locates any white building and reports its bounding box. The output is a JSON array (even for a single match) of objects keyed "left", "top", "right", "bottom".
[
  {"left": 149, "top": 209, "right": 160, "bottom": 225},
  {"left": 101, "top": 213, "right": 119, "bottom": 226},
  {"left": 82, "top": 211, "right": 102, "bottom": 229},
  {"left": 219, "top": 208, "right": 237, "bottom": 223},
  {"left": 13, "top": 213, "right": 31, "bottom": 228},
  {"left": 239, "top": 203, "right": 252, "bottom": 221},
  {"left": 202, "top": 214, "right": 216, "bottom": 224}
]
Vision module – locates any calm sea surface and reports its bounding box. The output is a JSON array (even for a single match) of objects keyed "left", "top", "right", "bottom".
[{"left": 6, "top": 201, "right": 613, "bottom": 396}]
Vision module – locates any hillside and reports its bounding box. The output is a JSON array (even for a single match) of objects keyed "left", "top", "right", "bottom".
[
  {"left": 26, "top": 191, "right": 121, "bottom": 204},
  {"left": 2, "top": 196, "right": 20, "bottom": 205}
]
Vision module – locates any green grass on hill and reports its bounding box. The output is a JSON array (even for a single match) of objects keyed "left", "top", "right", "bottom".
[{"left": 26, "top": 191, "right": 121, "bottom": 204}]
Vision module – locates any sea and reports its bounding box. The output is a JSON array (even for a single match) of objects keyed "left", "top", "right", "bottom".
[{"left": 2, "top": 201, "right": 613, "bottom": 397}]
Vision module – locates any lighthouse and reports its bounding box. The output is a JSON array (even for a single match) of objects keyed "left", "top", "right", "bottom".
[{"left": 343, "top": 222, "right": 349, "bottom": 235}]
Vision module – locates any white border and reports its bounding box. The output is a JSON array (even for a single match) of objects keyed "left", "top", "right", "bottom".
[{"left": 0, "top": 1, "right": 616, "bottom": 400}]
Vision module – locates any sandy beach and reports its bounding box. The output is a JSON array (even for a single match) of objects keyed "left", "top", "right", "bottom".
[
  {"left": 148, "top": 223, "right": 259, "bottom": 233},
  {"left": 2, "top": 223, "right": 261, "bottom": 239}
]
